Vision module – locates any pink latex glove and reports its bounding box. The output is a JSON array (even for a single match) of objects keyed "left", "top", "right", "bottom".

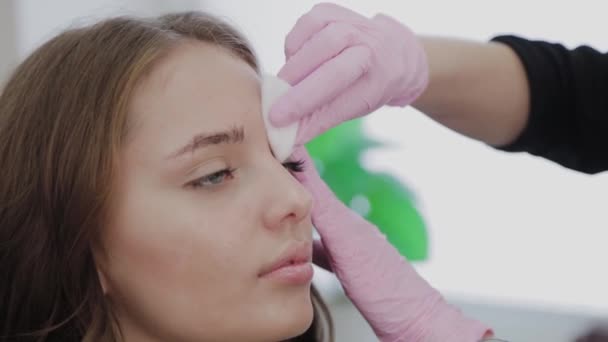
[
  {"left": 270, "top": 2, "right": 429, "bottom": 145},
  {"left": 291, "top": 147, "right": 493, "bottom": 342}
]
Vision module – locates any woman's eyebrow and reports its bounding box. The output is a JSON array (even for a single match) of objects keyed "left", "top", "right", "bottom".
[{"left": 167, "top": 125, "right": 245, "bottom": 159}]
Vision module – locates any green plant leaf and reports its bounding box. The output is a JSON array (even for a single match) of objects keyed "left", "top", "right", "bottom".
[{"left": 305, "top": 118, "right": 428, "bottom": 261}]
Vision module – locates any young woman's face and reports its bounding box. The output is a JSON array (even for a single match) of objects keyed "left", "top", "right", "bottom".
[{"left": 97, "top": 41, "right": 315, "bottom": 342}]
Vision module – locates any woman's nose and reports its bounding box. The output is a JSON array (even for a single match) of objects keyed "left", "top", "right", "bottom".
[{"left": 261, "top": 164, "right": 312, "bottom": 232}]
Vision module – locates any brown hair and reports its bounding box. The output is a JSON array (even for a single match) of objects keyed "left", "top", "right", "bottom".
[{"left": 0, "top": 11, "right": 333, "bottom": 342}]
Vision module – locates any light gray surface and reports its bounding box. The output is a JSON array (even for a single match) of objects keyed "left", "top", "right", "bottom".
[
  {"left": 0, "top": 0, "right": 17, "bottom": 85},
  {"left": 327, "top": 294, "right": 608, "bottom": 342}
]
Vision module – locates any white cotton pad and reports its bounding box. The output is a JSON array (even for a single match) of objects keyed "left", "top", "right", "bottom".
[{"left": 261, "top": 73, "right": 299, "bottom": 162}]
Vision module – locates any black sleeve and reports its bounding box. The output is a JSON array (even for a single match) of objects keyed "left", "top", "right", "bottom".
[{"left": 490, "top": 35, "right": 608, "bottom": 174}]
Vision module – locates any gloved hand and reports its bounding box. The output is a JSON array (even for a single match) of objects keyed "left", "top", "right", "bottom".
[
  {"left": 270, "top": 2, "right": 429, "bottom": 145},
  {"left": 291, "top": 147, "right": 492, "bottom": 342}
]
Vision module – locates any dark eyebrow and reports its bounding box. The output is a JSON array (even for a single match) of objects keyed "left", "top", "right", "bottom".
[{"left": 168, "top": 125, "right": 245, "bottom": 159}]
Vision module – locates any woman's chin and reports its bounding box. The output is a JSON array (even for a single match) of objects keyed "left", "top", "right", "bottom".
[
  {"left": 272, "top": 290, "right": 315, "bottom": 340},
  {"left": 289, "top": 300, "right": 315, "bottom": 337}
]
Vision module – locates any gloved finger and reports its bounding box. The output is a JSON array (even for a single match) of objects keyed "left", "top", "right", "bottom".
[
  {"left": 284, "top": 10, "right": 327, "bottom": 59},
  {"left": 295, "top": 80, "right": 374, "bottom": 144},
  {"left": 270, "top": 45, "right": 371, "bottom": 127},
  {"left": 289, "top": 147, "right": 315, "bottom": 182},
  {"left": 310, "top": 2, "right": 369, "bottom": 22},
  {"left": 278, "top": 22, "right": 357, "bottom": 86},
  {"left": 289, "top": 147, "right": 327, "bottom": 198},
  {"left": 284, "top": 2, "right": 368, "bottom": 59},
  {"left": 371, "top": 13, "right": 402, "bottom": 30},
  {"left": 312, "top": 239, "right": 333, "bottom": 272},
  {"left": 290, "top": 147, "right": 344, "bottom": 224}
]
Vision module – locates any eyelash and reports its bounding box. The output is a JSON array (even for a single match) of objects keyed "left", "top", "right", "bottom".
[
  {"left": 188, "top": 159, "right": 305, "bottom": 189},
  {"left": 282, "top": 159, "right": 305, "bottom": 173}
]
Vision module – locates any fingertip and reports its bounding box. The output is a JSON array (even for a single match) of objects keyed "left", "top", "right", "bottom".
[
  {"left": 269, "top": 104, "right": 298, "bottom": 127},
  {"left": 277, "top": 65, "right": 297, "bottom": 86},
  {"left": 284, "top": 38, "right": 298, "bottom": 60}
]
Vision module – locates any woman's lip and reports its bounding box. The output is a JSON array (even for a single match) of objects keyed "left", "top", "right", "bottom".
[
  {"left": 259, "top": 241, "right": 313, "bottom": 278},
  {"left": 259, "top": 261, "right": 314, "bottom": 285}
]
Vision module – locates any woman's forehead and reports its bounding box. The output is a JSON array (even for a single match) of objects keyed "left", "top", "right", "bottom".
[
  {"left": 139, "top": 41, "right": 258, "bottom": 105},
  {"left": 132, "top": 42, "right": 259, "bottom": 121},
  {"left": 125, "top": 41, "right": 262, "bottom": 156}
]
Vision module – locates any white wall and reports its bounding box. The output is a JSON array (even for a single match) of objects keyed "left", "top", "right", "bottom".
[
  {"left": 14, "top": 0, "right": 201, "bottom": 58},
  {"left": 0, "top": 0, "right": 17, "bottom": 84},
  {"left": 203, "top": 0, "right": 608, "bottom": 317}
]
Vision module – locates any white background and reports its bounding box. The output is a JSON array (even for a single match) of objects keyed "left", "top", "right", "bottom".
[{"left": 4, "top": 0, "right": 608, "bottom": 340}]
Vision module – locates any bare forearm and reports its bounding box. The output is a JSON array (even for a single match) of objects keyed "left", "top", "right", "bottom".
[{"left": 413, "top": 36, "right": 529, "bottom": 146}]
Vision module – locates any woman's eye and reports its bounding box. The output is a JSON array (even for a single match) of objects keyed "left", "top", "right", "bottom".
[
  {"left": 282, "top": 159, "right": 305, "bottom": 173},
  {"left": 189, "top": 169, "right": 235, "bottom": 189}
]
